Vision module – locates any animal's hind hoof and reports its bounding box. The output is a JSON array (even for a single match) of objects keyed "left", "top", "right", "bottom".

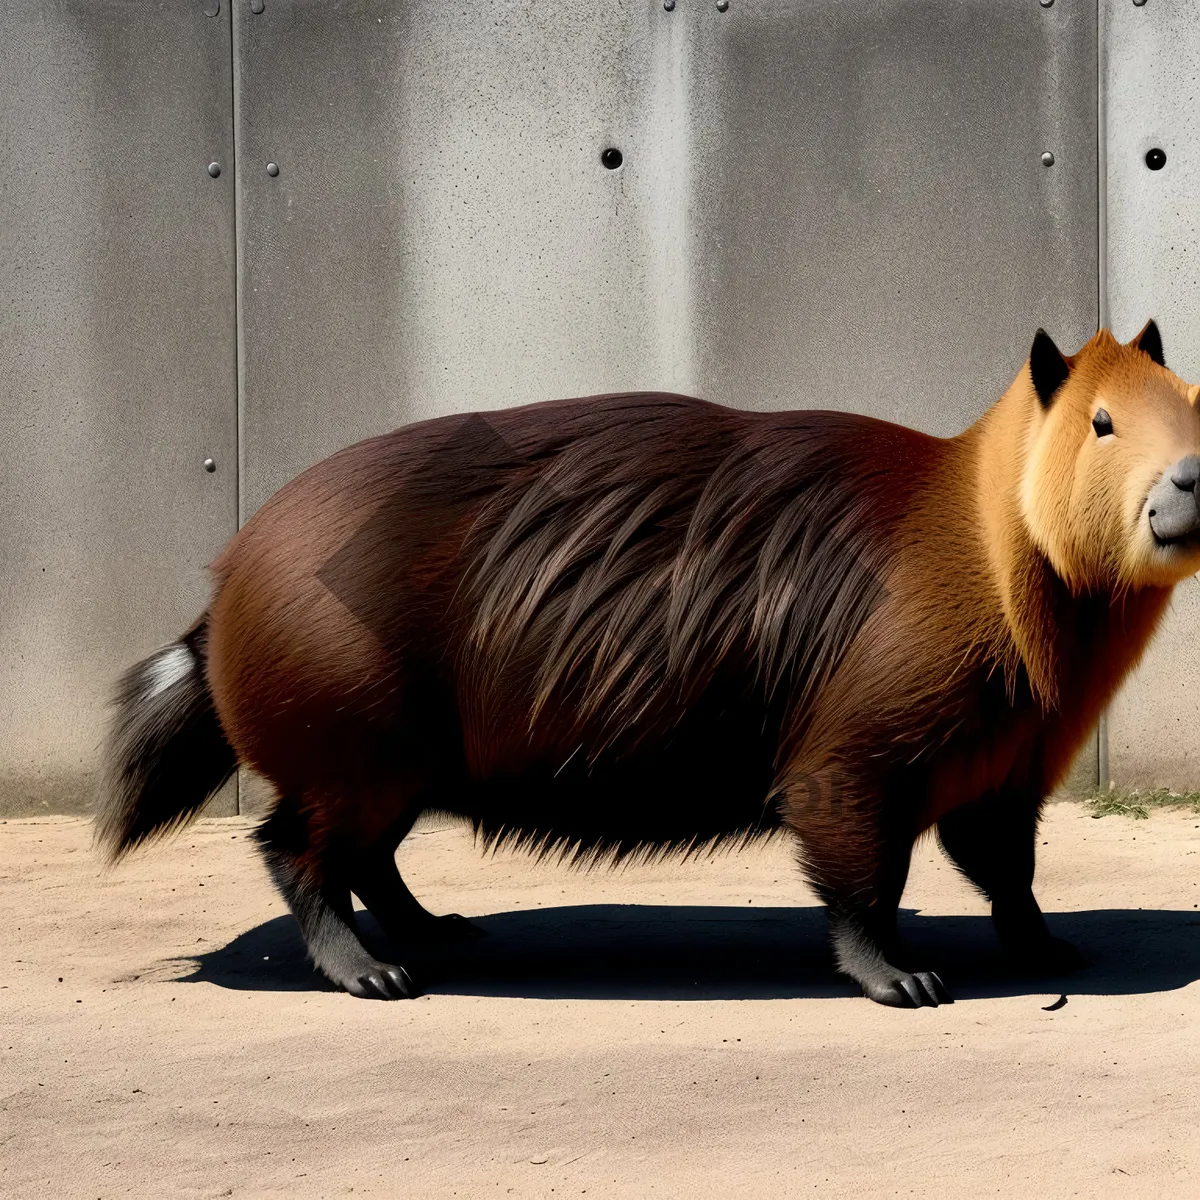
[
  {"left": 864, "top": 969, "right": 952, "bottom": 1008},
  {"left": 340, "top": 960, "right": 417, "bottom": 1000}
]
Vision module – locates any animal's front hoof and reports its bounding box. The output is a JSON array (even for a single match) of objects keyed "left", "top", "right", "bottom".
[
  {"left": 336, "top": 959, "right": 417, "bottom": 1000},
  {"left": 1007, "top": 935, "right": 1090, "bottom": 975},
  {"left": 863, "top": 970, "right": 953, "bottom": 1008}
]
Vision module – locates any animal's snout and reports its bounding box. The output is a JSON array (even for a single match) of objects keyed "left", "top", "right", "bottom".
[
  {"left": 1170, "top": 456, "right": 1200, "bottom": 492},
  {"left": 1148, "top": 455, "right": 1200, "bottom": 544}
]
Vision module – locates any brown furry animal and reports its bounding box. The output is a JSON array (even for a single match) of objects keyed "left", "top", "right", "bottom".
[{"left": 97, "top": 322, "right": 1200, "bottom": 1006}]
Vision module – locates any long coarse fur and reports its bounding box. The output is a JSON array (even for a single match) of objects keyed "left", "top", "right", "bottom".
[
  {"left": 444, "top": 399, "right": 916, "bottom": 860},
  {"left": 463, "top": 400, "right": 895, "bottom": 756}
]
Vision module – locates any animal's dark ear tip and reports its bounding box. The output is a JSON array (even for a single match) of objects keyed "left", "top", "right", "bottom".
[
  {"left": 1029, "top": 327, "right": 1069, "bottom": 408},
  {"left": 1133, "top": 318, "right": 1166, "bottom": 367},
  {"left": 1031, "top": 328, "right": 1058, "bottom": 356}
]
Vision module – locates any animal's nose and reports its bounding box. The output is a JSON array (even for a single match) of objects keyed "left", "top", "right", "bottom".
[
  {"left": 1170, "top": 455, "right": 1200, "bottom": 491},
  {"left": 1148, "top": 455, "right": 1200, "bottom": 543}
]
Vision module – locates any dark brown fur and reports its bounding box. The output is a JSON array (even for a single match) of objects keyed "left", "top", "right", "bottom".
[{"left": 97, "top": 324, "right": 1200, "bottom": 1005}]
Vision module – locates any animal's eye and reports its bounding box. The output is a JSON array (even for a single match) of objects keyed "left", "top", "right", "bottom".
[{"left": 1092, "top": 409, "right": 1114, "bottom": 438}]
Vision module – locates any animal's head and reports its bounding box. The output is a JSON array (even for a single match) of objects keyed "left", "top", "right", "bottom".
[{"left": 1019, "top": 321, "right": 1200, "bottom": 592}]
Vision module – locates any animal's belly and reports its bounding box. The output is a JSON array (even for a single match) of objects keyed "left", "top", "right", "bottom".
[
  {"left": 442, "top": 671, "right": 786, "bottom": 852},
  {"left": 445, "top": 719, "right": 783, "bottom": 854}
]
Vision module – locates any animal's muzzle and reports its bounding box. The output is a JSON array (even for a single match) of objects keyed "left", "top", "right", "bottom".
[{"left": 1148, "top": 454, "right": 1200, "bottom": 544}]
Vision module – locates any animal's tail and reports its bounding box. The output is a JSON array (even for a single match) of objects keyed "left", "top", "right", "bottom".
[{"left": 95, "top": 613, "right": 237, "bottom": 860}]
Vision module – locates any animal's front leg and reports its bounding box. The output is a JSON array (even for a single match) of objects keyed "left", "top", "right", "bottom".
[
  {"left": 937, "top": 789, "right": 1087, "bottom": 973},
  {"left": 780, "top": 770, "right": 952, "bottom": 1007}
]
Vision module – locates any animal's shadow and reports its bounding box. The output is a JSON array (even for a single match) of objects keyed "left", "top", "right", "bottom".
[{"left": 175, "top": 903, "right": 1200, "bottom": 1001}]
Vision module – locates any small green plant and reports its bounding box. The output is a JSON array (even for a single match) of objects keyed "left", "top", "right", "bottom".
[{"left": 1084, "top": 786, "right": 1200, "bottom": 819}]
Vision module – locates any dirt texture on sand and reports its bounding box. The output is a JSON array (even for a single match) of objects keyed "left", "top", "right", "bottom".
[{"left": 3, "top": 802, "right": 1199, "bottom": 1199}]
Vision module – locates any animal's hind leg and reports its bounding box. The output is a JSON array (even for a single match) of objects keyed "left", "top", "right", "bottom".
[
  {"left": 938, "top": 789, "right": 1087, "bottom": 972},
  {"left": 348, "top": 839, "right": 483, "bottom": 945},
  {"left": 255, "top": 794, "right": 415, "bottom": 1000},
  {"left": 781, "top": 770, "right": 952, "bottom": 1008}
]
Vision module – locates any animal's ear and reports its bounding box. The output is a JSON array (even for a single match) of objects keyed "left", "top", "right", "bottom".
[
  {"left": 1131, "top": 318, "right": 1165, "bottom": 367},
  {"left": 1029, "top": 328, "right": 1070, "bottom": 409},
  {"left": 1187, "top": 382, "right": 1200, "bottom": 408}
]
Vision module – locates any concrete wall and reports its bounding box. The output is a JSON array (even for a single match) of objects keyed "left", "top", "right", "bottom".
[
  {"left": 5, "top": 0, "right": 1193, "bottom": 814},
  {"left": 0, "top": 1, "right": 238, "bottom": 815},
  {"left": 234, "top": 0, "right": 1096, "bottom": 519}
]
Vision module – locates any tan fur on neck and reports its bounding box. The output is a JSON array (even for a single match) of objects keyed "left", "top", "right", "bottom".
[
  {"left": 972, "top": 327, "right": 1200, "bottom": 708},
  {"left": 972, "top": 373, "right": 1063, "bottom": 706}
]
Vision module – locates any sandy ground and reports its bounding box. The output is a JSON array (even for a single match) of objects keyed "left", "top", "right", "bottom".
[{"left": 2, "top": 804, "right": 1200, "bottom": 1199}]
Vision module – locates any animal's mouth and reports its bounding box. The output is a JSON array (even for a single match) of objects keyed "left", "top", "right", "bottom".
[{"left": 1151, "top": 527, "right": 1200, "bottom": 550}]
